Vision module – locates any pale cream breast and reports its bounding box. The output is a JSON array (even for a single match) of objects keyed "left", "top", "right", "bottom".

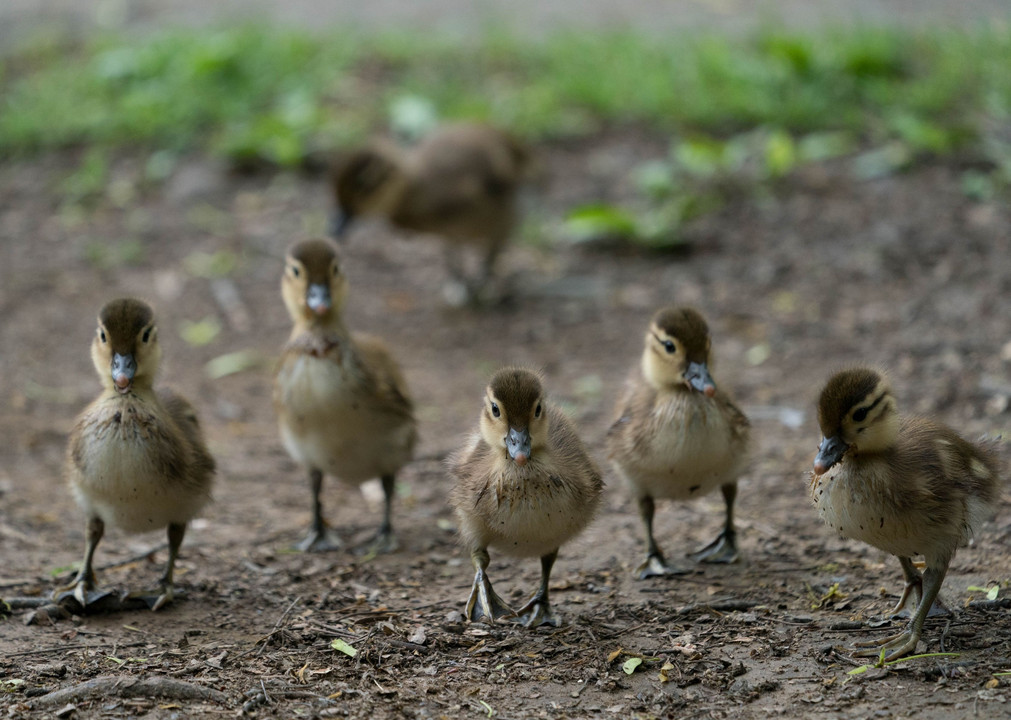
[
  {"left": 456, "top": 460, "right": 598, "bottom": 559},
  {"left": 275, "top": 352, "right": 413, "bottom": 482},
  {"left": 811, "top": 461, "right": 967, "bottom": 566},
  {"left": 613, "top": 393, "right": 746, "bottom": 500},
  {"left": 68, "top": 398, "right": 210, "bottom": 534}
]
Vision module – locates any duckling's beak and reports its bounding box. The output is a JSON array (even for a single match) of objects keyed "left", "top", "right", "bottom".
[
  {"left": 306, "top": 283, "right": 332, "bottom": 315},
  {"left": 329, "top": 208, "right": 353, "bottom": 239},
  {"left": 507, "top": 427, "right": 532, "bottom": 466},
  {"left": 111, "top": 352, "right": 136, "bottom": 394},
  {"left": 684, "top": 361, "right": 716, "bottom": 398},
  {"left": 813, "top": 435, "right": 848, "bottom": 475}
]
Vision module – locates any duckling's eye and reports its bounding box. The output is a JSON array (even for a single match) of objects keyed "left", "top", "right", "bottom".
[
  {"left": 290, "top": 265, "right": 300, "bottom": 278},
  {"left": 491, "top": 402, "right": 501, "bottom": 418},
  {"left": 332, "top": 264, "right": 340, "bottom": 276},
  {"left": 852, "top": 407, "right": 868, "bottom": 423},
  {"left": 663, "top": 340, "right": 676, "bottom": 354},
  {"left": 142, "top": 328, "right": 151, "bottom": 343},
  {"left": 534, "top": 404, "right": 542, "bottom": 418},
  {"left": 99, "top": 330, "right": 107, "bottom": 343}
]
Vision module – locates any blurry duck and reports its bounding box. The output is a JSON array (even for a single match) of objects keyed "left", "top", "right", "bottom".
[
  {"left": 607, "top": 307, "right": 751, "bottom": 579},
  {"left": 329, "top": 122, "right": 529, "bottom": 305},
  {"left": 274, "top": 238, "right": 417, "bottom": 552},
  {"left": 58, "top": 298, "right": 215, "bottom": 610},
  {"left": 811, "top": 367, "right": 1000, "bottom": 660},
  {"left": 449, "top": 368, "right": 602, "bottom": 626}
]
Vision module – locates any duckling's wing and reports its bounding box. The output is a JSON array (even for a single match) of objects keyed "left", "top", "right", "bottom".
[
  {"left": 605, "top": 375, "right": 657, "bottom": 456},
  {"left": 716, "top": 392, "right": 751, "bottom": 445},
  {"left": 403, "top": 128, "right": 526, "bottom": 223},
  {"left": 894, "top": 418, "right": 1001, "bottom": 515},
  {"left": 546, "top": 406, "right": 604, "bottom": 495},
  {"left": 351, "top": 334, "right": 416, "bottom": 424},
  {"left": 160, "top": 389, "right": 217, "bottom": 487},
  {"left": 447, "top": 434, "right": 498, "bottom": 510}
]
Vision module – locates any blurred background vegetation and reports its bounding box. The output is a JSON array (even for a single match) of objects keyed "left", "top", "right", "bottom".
[{"left": 2, "top": 24, "right": 1010, "bottom": 246}]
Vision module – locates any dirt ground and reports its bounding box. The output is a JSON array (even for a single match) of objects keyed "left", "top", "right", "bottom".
[{"left": 1, "top": 132, "right": 1010, "bottom": 719}]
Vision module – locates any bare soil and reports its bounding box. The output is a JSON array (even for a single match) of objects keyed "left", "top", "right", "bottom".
[{"left": 1, "top": 134, "right": 1010, "bottom": 719}]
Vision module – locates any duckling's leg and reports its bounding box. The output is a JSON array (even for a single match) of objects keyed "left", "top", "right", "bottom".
[
  {"left": 130, "top": 522, "right": 186, "bottom": 611},
  {"left": 854, "top": 562, "right": 948, "bottom": 661},
  {"left": 364, "top": 474, "right": 398, "bottom": 554},
  {"left": 465, "top": 548, "right": 515, "bottom": 623},
  {"left": 470, "top": 240, "right": 507, "bottom": 303},
  {"left": 515, "top": 550, "right": 561, "bottom": 627},
  {"left": 689, "top": 482, "right": 739, "bottom": 564},
  {"left": 892, "top": 556, "right": 921, "bottom": 615},
  {"left": 892, "top": 556, "right": 948, "bottom": 619},
  {"left": 295, "top": 469, "right": 342, "bottom": 552},
  {"left": 635, "top": 495, "right": 690, "bottom": 579},
  {"left": 442, "top": 247, "right": 471, "bottom": 308},
  {"left": 53, "top": 516, "right": 113, "bottom": 606}
]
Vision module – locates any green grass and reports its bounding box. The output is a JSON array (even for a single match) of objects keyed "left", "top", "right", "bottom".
[{"left": 2, "top": 25, "right": 1010, "bottom": 167}]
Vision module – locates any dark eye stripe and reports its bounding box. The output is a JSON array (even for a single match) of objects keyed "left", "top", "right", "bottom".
[
  {"left": 652, "top": 333, "right": 676, "bottom": 354},
  {"left": 853, "top": 392, "right": 886, "bottom": 423}
]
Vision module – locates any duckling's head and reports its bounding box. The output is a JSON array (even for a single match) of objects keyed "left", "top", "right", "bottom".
[
  {"left": 281, "top": 239, "right": 348, "bottom": 326},
  {"left": 329, "top": 145, "right": 404, "bottom": 238},
  {"left": 813, "top": 367, "right": 899, "bottom": 474},
  {"left": 641, "top": 307, "right": 716, "bottom": 396},
  {"left": 91, "top": 298, "right": 160, "bottom": 395},
  {"left": 480, "top": 368, "right": 548, "bottom": 467}
]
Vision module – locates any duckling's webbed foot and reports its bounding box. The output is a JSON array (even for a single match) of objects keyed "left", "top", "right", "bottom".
[
  {"left": 130, "top": 522, "right": 186, "bottom": 611},
  {"left": 635, "top": 552, "right": 691, "bottom": 579},
  {"left": 465, "top": 569, "right": 515, "bottom": 624},
  {"left": 891, "top": 558, "right": 948, "bottom": 618},
  {"left": 853, "top": 627, "right": 922, "bottom": 661},
  {"left": 295, "top": 526, "right": 343, "bottom": 553},
  {"left": 855, "top": 563, "right": 946, "bottom": 661},
  {"left": 514, "top": 594, "right": 560, "bottom": 628},
  {"left": 688, "top": 528, "right": 739, "bottom": 564},
  {"left": 52, "top": 577, "right": 115, "bottom": 609},
  {"left": 690, "top": 483, "right": 739, "bottom": 564},
  {"left": 515, "top": 551, "right": 561, "bottom": 626},
  {"left": 53, "top": 516, "right": 108, "bottom": 607},
  {"left": 296, "top": 470, "right": 343, "bottom": 552},
  {"left": 126, "top": 582, "right": 175, "bottom": 612},
  {"left": 635, "top": 496, "right": 691, "bottom": 578},
  {"left": 358, "top": 474, "right": 398, "bottom": 555},
  {"left": 465, "top": 549, "right": 515, "bottom": 624}
]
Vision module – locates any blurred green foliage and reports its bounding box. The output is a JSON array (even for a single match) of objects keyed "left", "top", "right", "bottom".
[
  {"left": 1, "top": 25, "right": 1009, "bottom": 165},
  {"left": 3, "top": 25, "right": 1011, "bottom": 248}
]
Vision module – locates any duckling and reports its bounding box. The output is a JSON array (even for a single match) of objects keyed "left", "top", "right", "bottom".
[
  {"left": 274, "top": 238, "right": 417, "bottom": 552},
  {"left": 57, "top": 298, "right": 215, "bottom": 611},
  {"left": 607, "top": 307, "right": 751, "bottom": 580},
  {"left": 329, "top": 122, "right": 529, "bottom": 304},
  {"left": 811, "top": 367, "right": 1000, "bottom": 660},
  {"left": 449, "top": 368, "right": 602, "bottom": 627}
]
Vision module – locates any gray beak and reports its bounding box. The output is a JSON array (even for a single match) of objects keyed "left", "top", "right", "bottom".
[
  {"left": 111, "top": 352, "right": 136, "bottom": 393},
  {"left": 506, "top": 427, "right": 532, "bottom": 466},
  {"left": 684, "top": 361, "right": 716, "bottom": 397},
  {"left": 814, "top": 435, "right": 848, "bottom": 475},
  {"left": 306, "top": 283, "right": 332, "bottom": 315}
]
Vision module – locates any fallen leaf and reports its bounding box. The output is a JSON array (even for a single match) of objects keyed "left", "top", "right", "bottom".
[
  {"left": 205, "top": 349, "right": 263, "bottom": 379},
  {"left": 622, "top": 657, "right": 642, "bottom": 675},
  {"left": 659, "top": 661, "right": 675, "bottom": 683},
  {"left": 331, "top": 638, "right": 357, "bottom": 657},
  {"left": 607, "top": 648, "right": 622, "bottom": 663},
  {"left": 179, "top": 317, "right": 221, "bottom": 347}
]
